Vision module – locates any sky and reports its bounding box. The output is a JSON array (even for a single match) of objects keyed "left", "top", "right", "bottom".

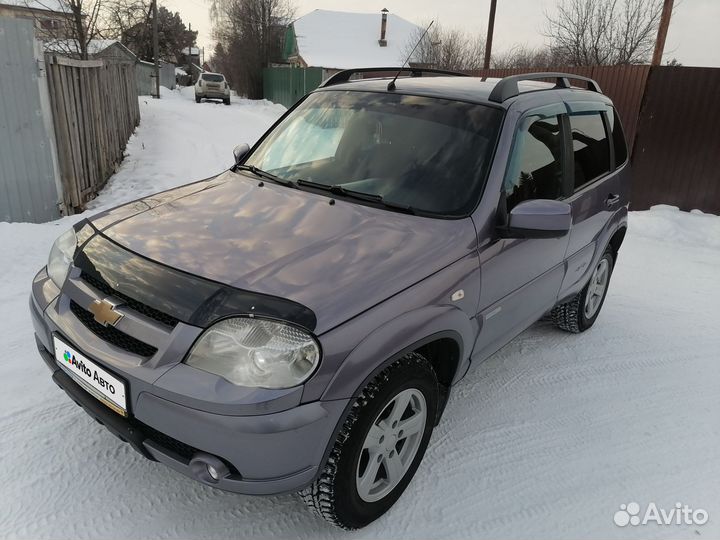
[{"left": 162, "top": 0, "right": 720, "bottom": 68}]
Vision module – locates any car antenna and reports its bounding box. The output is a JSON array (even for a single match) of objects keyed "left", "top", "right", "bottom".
[{"left": 387, "top": 20, "right": 434, "bottom": 91}]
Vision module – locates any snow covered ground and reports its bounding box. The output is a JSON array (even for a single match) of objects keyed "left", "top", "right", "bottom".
[{"left": 1, "top": 88, "right": 719, "bottom": 539}]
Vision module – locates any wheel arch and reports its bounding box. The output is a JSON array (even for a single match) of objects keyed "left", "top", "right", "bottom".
[
  {"left": 308, "top": 328, "right": 465, "bottom": 490},
  {"left": 318, "top": 304, "right": 474, "bottom": 404},
  {"left": 608, "top": 225, "right": 627, "bottom": 262}
]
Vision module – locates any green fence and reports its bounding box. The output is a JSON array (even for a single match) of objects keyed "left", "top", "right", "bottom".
[{"left": 263, "top": 67, "right": 324, "bottom": 108}]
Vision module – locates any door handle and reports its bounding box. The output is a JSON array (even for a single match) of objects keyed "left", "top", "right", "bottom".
[{"left": 605, "top": 193, "right": 621, "bottom": 207}]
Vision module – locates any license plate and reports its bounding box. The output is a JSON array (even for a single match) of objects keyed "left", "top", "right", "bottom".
[{"left": 53, "top": 336, "right": 128, "bottom": 417}]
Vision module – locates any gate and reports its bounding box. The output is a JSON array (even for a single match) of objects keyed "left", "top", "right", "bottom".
[
  {"left": 631, "top": 67, "right": 720, "bottom": 214},
  {"left": 263, "top": 67, "right": 324, "bottom": 108},
  {"left": 0, "top": 16, "right": 61, "bottom": 223}
]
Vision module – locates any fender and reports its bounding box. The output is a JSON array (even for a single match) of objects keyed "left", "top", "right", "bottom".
[
  {"left": 319, "top": 304, "right": 475, "bottom": 402},
  {"left": 305, "top": 309, "right": 473, "bottom": 490}
]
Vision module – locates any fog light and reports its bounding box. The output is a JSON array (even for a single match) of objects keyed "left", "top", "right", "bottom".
[
  {"left": 207, "top": 464, "right": 220, "bottom": 481},
  {"left": 189, "top": 452, "right": 231, "bottom": 484}
]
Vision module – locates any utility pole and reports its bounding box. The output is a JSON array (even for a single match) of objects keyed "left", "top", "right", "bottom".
[
  {"left": 153, "top": 0, "right": 160, "bottom": 98},
  {"left": 482, "top": 0, "right": 497, "bottom": 70},
  {"left": 651, "top": 0, "right": 674, "bottom": 66}
]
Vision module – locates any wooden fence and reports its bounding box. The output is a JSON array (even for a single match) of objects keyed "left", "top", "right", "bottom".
[{"left": 45, "top": 55, "right": 140, "bottom": 212}]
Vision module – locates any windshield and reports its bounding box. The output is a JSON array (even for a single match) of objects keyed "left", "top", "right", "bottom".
[
  {"left": 202, "top": 74, "right": 224, "bottom": 82},
  {"left": 244, "top": 90, "right": 503, "bottom": 216}
]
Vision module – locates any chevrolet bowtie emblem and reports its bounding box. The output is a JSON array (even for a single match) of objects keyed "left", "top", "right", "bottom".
[{"left": 89, "top": 298, "right": 124, "bottom": 327}]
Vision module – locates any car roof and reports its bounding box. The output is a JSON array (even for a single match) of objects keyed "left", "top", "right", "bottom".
[
  {"left": 202, "top": 72, "right": 224, "bottom": 77},
  {"left": 313, "top": 75, "right": 613, "bottom": 110}
]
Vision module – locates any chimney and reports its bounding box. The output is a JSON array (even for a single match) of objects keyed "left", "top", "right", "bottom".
[{"left": 378, "top": 8, "right": 388, "bottom": 47}]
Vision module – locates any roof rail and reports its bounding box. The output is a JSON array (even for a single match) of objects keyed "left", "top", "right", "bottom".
[
  {"left": 319, "top": 67, "right": 469, "bottom": 88},
  {"left": 488, "top": 72, "right": 602, "bottom": 103}
]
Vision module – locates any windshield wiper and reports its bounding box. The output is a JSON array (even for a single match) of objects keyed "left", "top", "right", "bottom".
[
  {"left": 296, "top": 179, "right": 415, "bottom": 215},
  {"left": 236, "top": 165, "right": 296, "bottom": 188}
]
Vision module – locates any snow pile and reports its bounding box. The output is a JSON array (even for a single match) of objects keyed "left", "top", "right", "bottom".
[
  {"left": 293, "top": 9, "right": 421, "bottom": 69},
  {"left": 629, "top": 204, "right": 720, "bottom": 250},
  {"left": 1, "top": 90, "right": 719, "bottom": 539}
]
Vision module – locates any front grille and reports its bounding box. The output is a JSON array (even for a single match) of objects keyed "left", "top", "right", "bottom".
[
  {"left": 69, "top": 300, "right": 158, "bottom": 358},
  {"left": 80, "top": 272, "right": 180, "bottom": 328}
]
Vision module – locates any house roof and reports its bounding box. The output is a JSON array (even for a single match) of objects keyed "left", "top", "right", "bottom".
[
  {"left": 43, "top": 39, "right": 139, "bottom": 61},
  {"left": 292, "top": 9, "right": 421, "bottom": 70},
  {"left": 0, "top": 0, "right": 68, "bottom": 13},
  {"left": 44, "top": 39, "right": 121, "bottom": 54}
]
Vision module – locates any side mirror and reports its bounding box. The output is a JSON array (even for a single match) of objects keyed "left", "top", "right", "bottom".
[
  {"left": 500, "top": 199, "right": 572, "bottom": 239},
  {"left": 233, "top": 143, "right": 250, "bottom": 166}
]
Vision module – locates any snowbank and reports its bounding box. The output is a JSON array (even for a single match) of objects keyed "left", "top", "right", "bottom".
[{"left": 630, "top": 204, "right": 720, "bottom": 250}]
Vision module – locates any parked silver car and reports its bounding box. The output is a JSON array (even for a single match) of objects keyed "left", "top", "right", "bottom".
[
  {"left": 195, "top": 72, "right": 230, "bottom": 104},
  {"left": 31, "top": 69, "right": 629, "bottom": 529}
]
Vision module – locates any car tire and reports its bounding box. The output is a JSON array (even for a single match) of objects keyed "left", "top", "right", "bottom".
[
  {"left": 195, "top": 95, "right": 201, "bottom": 103},
  {"left": 551, "top": 248, "right": 614, "bottom": 333},
  {"left": 300, "top": 352, "right": 439, "bottom": 529},
  {"left": 223, "top": 98, "right": 231, "bottom": 105}
]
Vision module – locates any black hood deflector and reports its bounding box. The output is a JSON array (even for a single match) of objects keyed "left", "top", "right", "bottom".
[{"left": 73, "top": 229, "right": 317, "bottom": 331}]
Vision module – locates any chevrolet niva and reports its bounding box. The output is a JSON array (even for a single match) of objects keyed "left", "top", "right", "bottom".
[{"left": 31, "top": 69, "right": 629, "bottom": 529}]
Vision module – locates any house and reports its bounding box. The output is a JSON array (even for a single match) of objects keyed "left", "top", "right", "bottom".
[
  {"left": 263, "top": 9, "right": 421, "bottom": 107},
  {"left": 0, "top": 0, "right": 75, "bottom": 39},
  {"left": 283, "top": 9, "right": 422, "bottom": 71},
  {"left": 178, "top": 46, "right": 201, "bottom": 81}
]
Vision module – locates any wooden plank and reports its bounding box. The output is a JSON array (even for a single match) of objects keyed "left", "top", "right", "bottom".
[
  {"left": 48, "top": 55, "right": 103, "bottom": 68},
  {"left": 58, "top": 64, "right": 83, "bottom": 208},
  {"left": 45, "top": 62, "right": 74, "bottom": 211}
]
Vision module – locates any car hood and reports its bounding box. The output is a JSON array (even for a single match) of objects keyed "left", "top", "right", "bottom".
[{"left": 88, "top": 171, "right": 478, "bottom": 334}]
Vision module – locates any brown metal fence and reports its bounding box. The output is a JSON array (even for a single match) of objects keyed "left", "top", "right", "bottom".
[
  {"left": 466, "top": 65, "right": 650, "bottom": 153},
  {"left": 468, "top": 65, "right": 720, "bottom": 213},
  {"left": 45, "top": 55, "right": 140, "bottom": 212},
  {"left": 631, "top": 67, "right": 720, "bottom": 214}
]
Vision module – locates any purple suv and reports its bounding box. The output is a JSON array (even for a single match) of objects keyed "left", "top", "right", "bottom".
[{"left": 30, "top": 70, "right": 629, "bottom": 529}]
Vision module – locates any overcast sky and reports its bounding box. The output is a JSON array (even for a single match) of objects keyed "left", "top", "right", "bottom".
[{"left": 164, "top": 0, "right": 720, "bottom": 68}]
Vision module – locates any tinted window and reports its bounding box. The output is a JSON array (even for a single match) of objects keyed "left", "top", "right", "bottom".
[
  {"left": 569, "top": 112, "right": 611, "bottom": 189},
  {"left": 606, "top": 107, "right": 628, "bottom": 166},
  {"left": 504, "top": 115, "right": 564, "bottom": 211},
  {"left": 246, "top": 91, "right": 503, "bottom": 217},
  {"left": 202, "top": 74, "right": 224, "bottom": 82}
]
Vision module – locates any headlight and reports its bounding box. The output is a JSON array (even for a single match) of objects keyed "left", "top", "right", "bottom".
[
  {"left": 185, "top": 317, "right": 320, "bottom": 389},
  {"left": 47, "top": 228, "right": 76, "bottom": 288}
]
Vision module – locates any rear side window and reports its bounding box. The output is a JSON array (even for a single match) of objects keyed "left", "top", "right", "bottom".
[
  {"left": 569, "top": 112, "right": 610, "bottom": 189},
  {"left": 606, "top": 107, "right": 628, "bottom": 167},
  {"left": 504, "top": 115, "right": 564, "bottom": 211}
]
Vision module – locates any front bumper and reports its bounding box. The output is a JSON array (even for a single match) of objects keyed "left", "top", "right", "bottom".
[{"left": 30, "top": 271, "right": 348, "bottom": 495}]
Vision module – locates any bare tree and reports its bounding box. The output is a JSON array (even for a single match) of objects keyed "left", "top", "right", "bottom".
[
  {"left": 30, "top": 0, "right": 104, "bottom": 59},
  {"left": 101, "top": 0, "right": 149, "bottom": 42},
  {"left": 212, "top": 0, "right": 295, "bottom": 98},
  {"left": 404, "top": 23, "right": 485, "bottom": 71},
  {"left": 491, "top": 44, "right": 566, "bottom": 69},
  {"left": 544, "top": 0, "right": 664, "bottom": 65}
]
